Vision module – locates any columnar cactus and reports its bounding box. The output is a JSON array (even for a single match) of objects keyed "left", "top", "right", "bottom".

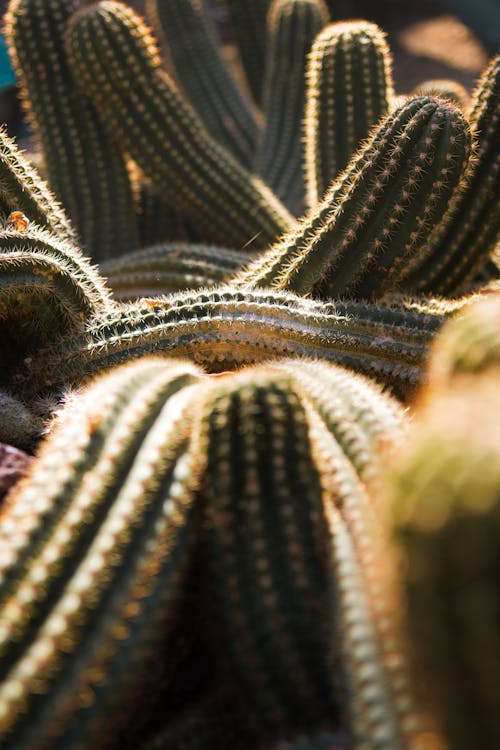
[
  {"left": 0, "top": 391, "right": 42, "bottom": 450},
  {"left": 411, "top": 78, "right": 469, "bottom": 108},
  {"left": 149, "top": 0, "right": 260, "bottom": 167},
  {"left": 234, "top": 97, "right": 471, "bottom": 301},
  {"left": 5, "top": 0, "right": 139, "bottom": 261},
  {"left": 224, "top": 0, "right": 271, "bottom": 106},
  {"left": 101, "top": 242, "right": 251, "bottom": 299},
  {"left": 305, "top": 21, "right": 394, "bottom": 207},
  {"left": 255, "top": 0, "right": 329, "bottom": 214},
  {"left": 65, "top": 0, "right": 293, "bottom": 251},
  {"left": 13, "top": 287, "right": 444, "bottom": 405},
  {"left": 390, "top": 374, "right": 500, "bottom": 750}
]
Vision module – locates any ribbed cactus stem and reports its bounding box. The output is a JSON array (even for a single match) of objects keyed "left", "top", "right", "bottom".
[
  {"left": 14, "top": 287, "right": 444, "bottom": 404},
  {"left": 136, "top": 182, "right": 191, "bottom": 247},
  {"left": 391, "top": 375, "right": 500, "bottom": 750},
  {"left": 224, "top": 0, "right": 271, "bottom": 106},
  {"left": 0, "top": 391, "right": 43, "bottom": 451},
  {"left": 101, "top": 242, "right": 251, "bottom": 299},
  {"left": 255, "top": 0, "right": 329, "bottom": 214},
  {"left": 235, "top": 97, "right": 471, "bottom": 301},
  {"left": 427, "top": 293, "right": 500, "bottom": 387},
  {"left": 0, "top": 128, "right": 75, "bottom": 244},
  {"left": 148, "top": 0, "right": 259, "bottom": 167},
  {"left": 406, "top": 54, "right": 500, "bottom": 294},
  {"left": 305, "top": 21, "right": 394, "bottom": 207},
  {"left": 201, "top": 359, "right": 406, "bottom": 738},
  {"left": 412, "top": 78, "right": 470, "bottom": 109},
  {"left": 0, "top": 357, "right": 206, "bottom": 749},
  {"left": 5, "top": 0, "right": 139, "bottom": 262},
  {"left": 65, "top": 1, "right": 293, "bottom": 251}
]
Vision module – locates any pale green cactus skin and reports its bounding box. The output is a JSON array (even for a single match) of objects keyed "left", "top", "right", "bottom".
[
  {"left": 149, "top": 0, "right": 260, "bottom": 167},
  {"left": 305, "top": 21, "right": 394, "bottom": 207},
  {"left": 5, "top": 0, "right": 139, "bottom": 261},
  {"left": 65, "top": 1, "right": 293, "bottom": 251}
]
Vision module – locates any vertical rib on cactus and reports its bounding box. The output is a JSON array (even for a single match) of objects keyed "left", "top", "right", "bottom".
[
  {"left": 101, "top": 242, "right": 251, "bottom": 299},
  {"left": 14, "top": 287, "right": 443, "bottom": 404},
  {"left": 136, "top": 182, "right": 190, "bottom": 247},
  {"left": 304, "top": 21, "right": 394, "bottom": 207},
  {"left": 234, "top": 97, "right": 471, "bottom": 301},
  {"left": 0, "top": 127, "right": 75, "bottom": 244},
  {"left": 390, "top": 375, "right": 500, "bottom": 750},
  {"left": 5, "top": 0, "right": 139, "bottom": 262},
  {"left": 255, "top": 0, "right": 329, "bottom": 214},
  {"left": 65, "top": 1, "right": 293, "bottom": 251},
  {"left": 406, "top": 55, "right": 500, "bottom": 294},
  {"left": 0, "top": 357, "right": 206, "bottom": 749},
  {"left": 224, "top": 0, "right": 271, "bottom": 106},
  {"left": 0, "top": 225, "right": 112, "bottom": 384},
  {"left": 148, "top": 0, "right": 259, "bottom": 167}
]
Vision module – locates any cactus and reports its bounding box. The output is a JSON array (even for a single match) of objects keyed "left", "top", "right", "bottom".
[
  {"left": 234, "top": 96, "right": 471, "bottom": 301},
  {"left": 305, "top": 21, "right": 394, "bottom": 207},
  {"left": 136, "top": 182, "right": 195, "bottom": 247},
  {"left": 411, "top": 78, "right": 469, "bottom": 109},
  {"left": 0, "top": 225, "right": 112, "bottom": 384},
  {"left": 101, "top": 243, "right": 251, "bottom": 299},
  {"left": 255, "top": 0, "right": 329, "bottom": 214},
  {"left": 0, "top": 391, "right": 43, "bottom": 450},
  {"left": 148, "top": 0, "right": 259, "bottom": 167},
  {"left": 406, "top": 54, "right": 500, "bottom": 294},
  {"left": 14, "top": 286, "right": 444, "bottom": 405},
  {"left": 224, "top": 0, "right": 271, "bottom": 106},
  {"left": 0, "top": 443, "right": 32, "bottom": 502},
  {"left": 5, "top": 0, "right": 139, "bottom": 262},
  {"left": 390, "top": 373, "right": 500, "bottom": 750},
  {"left": 65, "top": 0, "right": 293, "bottom": 251},
  {"left": 426, "top": 292, "right": 500, "bottom": 387}
]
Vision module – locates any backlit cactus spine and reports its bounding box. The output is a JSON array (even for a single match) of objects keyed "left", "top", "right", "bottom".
[
  {"left": 234, "top": 97, "right": 471, "bottom": 301},
  {"left": 65, "top": 1, "right": 293, "bottom": 251},
  {"left": 390, "top": 374, "right": 500, "bottom": 750},
  {"left": 149, "top": 0, "right": 259, "bottom": 167},
  {"left": 304, "top": 21, "right": 394, "bottom": 207},
  {"left": 5, "top": 0, "right": 139, "bottom": 261},
  {"left": 255, "top": 0, "right": 329, "bottom": 214}
]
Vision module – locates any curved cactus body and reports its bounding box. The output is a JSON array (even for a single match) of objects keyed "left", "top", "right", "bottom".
[
  {"left": 14, "top": 287, "right": 443, "bottom": 406},
  {"left": 0, "top": 391, "right": 43, "bottom": 451},
  {"left": 235, "top": 97, "right": 471, "bottom": 301},
  {"left": 5, "top": 0, "right": 139, "bottom": 262},
  {"left": 255, "top": 0, "right": 329, "bottom": 214},
  {"left": 149, "top": 0, "right": 259, "bottom": 167},
  {"left": 0, "top": 226, "right": 112, "bottom": 383},
  {"left": 391, "top": 375, "right": 500, "bottom": 750},
  {"left": 412, "top": 78, "right": 469, "bottom": 108},
  {"left": 65, "top": 1, "right": 293, "bottom": 251},
  {"left": 224, "top": 0, "right": 271, "bottom": 106},
  {"left": 409, "top": 55, "right": 500, "bottom": 294},
  {"left": 305, "top": 21, "right": 394, "bottom": 207},
  {"left": 101, "top": 242, "right": 251, "bottom": 299}
]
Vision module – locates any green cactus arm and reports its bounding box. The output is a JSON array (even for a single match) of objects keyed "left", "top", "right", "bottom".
[
  {"left": 5, "top": 0, "right": 139, "bottom": 263},
  {"left": 15, "top": 287, "right": 443, "bottom": 405},
  {"left": 304, "top": 21, "right": 394, "bottom": 207},
  {"left": 0, "top": 357, "right": 206, "bottom": 749},
  {"left": 406, "top": 55, "right": 500, "bottom": 294},
  {"left": 0, "top": 128, "right": 75, "bottom": 244},
  {"left": 255, "top": 0, "right": 329, "bottom": 214},
  {"left": 147, "top": 0, "right": 259, "bottom": 167},
  {"left": 0, "top": 390, "right": 43, "bottom": 451},
  {"left": 426, "top": 292, "right": 500, "bottom": 387},
  {"left": 100, "top": 242, "right": 252, "bottom": 299},
  {"left": 390, "top": 375, "right": 500, "bottom": 750},
  {"left": 234, "top": 96, "right": 471, "bottom": 300},
  {"left": 0, "top": 225, "right": 112, "bottom": 385},
  {"left": 224, "top": 0, "right": 271, "bottom": 106},
  {"left": 65, "top": 1, "right": 293, "bottom": 251},
  {"left": 136, "top": 182, "right": 194, "bottom": 247}
]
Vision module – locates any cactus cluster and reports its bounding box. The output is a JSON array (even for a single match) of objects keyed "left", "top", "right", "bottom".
[{"left": 0, "top": 0, "right": 499, "bottom": 748}]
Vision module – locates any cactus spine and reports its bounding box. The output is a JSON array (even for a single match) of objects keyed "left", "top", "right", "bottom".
[
  {"left": 412, "top": 78, "right": 470, "bottom": 109},
  {"left": 235, "top": 97, "right": 471, "bottom": 301},
  {"left": 305, "top": 21, "right": 394, "bottom": 207},
  {"left": 149, "top": 0, "right": 259, "bottom": 167},
  {"left": 224, "top": 0, "right": 271, "bottom": 106},
  {"left": 65, "top": 1, "right": 293, "bottom": 251},
  {"left": 5, "top": 0, "right": 139, "bottom": 261},
  {"left": 255, "top": 0, "right": 329, "bottom": 214},
  {"left": 101, "top": 242, "right": 251, "bottom": 299},
  {"left": 14, "top": 286, "right": 444, "bottom": 405}
]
